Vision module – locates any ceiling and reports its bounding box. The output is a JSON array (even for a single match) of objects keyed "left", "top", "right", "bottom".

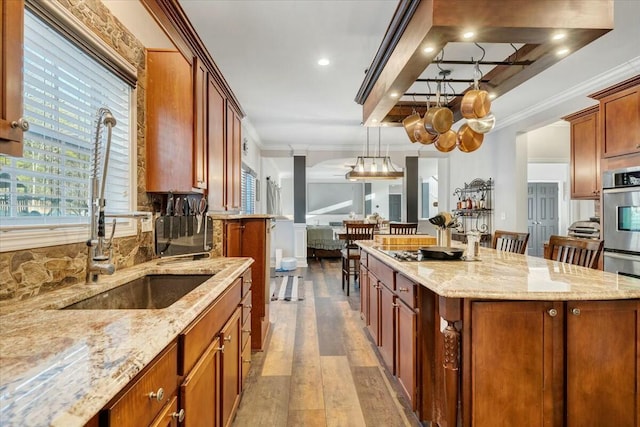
[{"left": 113, "top": 1, "right": 640, "bottom": 153}]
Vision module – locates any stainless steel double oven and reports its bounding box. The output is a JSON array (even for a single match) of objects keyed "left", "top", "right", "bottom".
[{"left": 602, "top": 166, "right": 640, "bottom": 278}]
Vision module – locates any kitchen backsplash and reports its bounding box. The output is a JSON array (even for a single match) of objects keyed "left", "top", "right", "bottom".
[{"left": 0, "top": 0, "right": 153, "bottom": 304}]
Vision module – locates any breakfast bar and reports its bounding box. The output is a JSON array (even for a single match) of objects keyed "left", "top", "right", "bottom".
[{"left": 357, "top": 241, "right": 640, "bottom": 427}]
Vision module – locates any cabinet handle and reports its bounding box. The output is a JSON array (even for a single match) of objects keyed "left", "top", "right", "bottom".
[
  {"left": 398, "top": 287, "right": 409, "bottom": 292},
  {"left": 243, "top": 359, "right": 252, "bottom": 364},
  {"left": 392, "top": 303, "right": 399, "bottom": 308},
  {"left": 547, "top": 308, "right": 558, "bottom": 317},
  {"left": 224, "top": 334, "right": 232, "bottom": 342},
  {"left": 217, "top": 344, "right": 225, "bottom": 353},
  {"left": 11, "top": 118, "right": 29, "bottom": 132},
  {"left": 171, "top": 409, "right": 185, "bottom": 422},
  {"left": 242, "top": 329, "right": 251, "bottom": 334},
  {"left": 571, "top": 308, "right": 581, "bottom": 316},
  {"left": 245, "top": 280, "right": 252, "bottom": 284},
  {"left": 246, "top": 304, "right": 252, "bottom": 309},
  {"left": 148, "top": 388, "right": 164, "bottom": 402}
]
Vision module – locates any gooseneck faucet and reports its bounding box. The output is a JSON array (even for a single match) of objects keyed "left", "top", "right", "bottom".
[{"left": 86, "top": 108, "right": 117, "bottom": 283}]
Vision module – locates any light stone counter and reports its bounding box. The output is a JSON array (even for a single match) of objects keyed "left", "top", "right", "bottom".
[
  {"left": 358, "top": 241, "right": 640, "bottom": 300},
  {"left": 0, "top": 256, "right": 253, "bottom": 427}
]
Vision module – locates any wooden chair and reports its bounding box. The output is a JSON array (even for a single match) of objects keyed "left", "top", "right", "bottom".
[
  {"left": 544, "top": 235, "right": 604, "bottom": 269},
  {"left": 389, "top": 222, "right": 418, "bottom": 234},
  {"left": 341, "top": 223, "right": 376, "bottom": 296},
  {"left": 492, "top": 230, "right": 530, "bottom": 254}
]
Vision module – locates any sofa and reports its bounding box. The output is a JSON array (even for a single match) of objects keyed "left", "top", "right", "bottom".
[{"left": 306, "top": 225, "right": 343, "bottom": 259}]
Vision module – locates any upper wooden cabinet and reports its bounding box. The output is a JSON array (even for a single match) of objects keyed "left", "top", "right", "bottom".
[
  {"left": 0, "top": 0, "right": 26, "bottom": 156},
  {"left": 208, "top": 78, "right": 226, "bottom": 211},
  {"left": 146, "top": 50, "right": 195, "bottom": 193},
  {"left": 226, "top": 105, "right": 242, "bottom": 211},
  {"left": 590, "top": 76, "right": 640, "bottom": 159},
  {"left": 563, "top": 106, "right": 600, "bottom": 199},
  {"left": 193, "top": 57, "right": 208, "bottom": 191}
]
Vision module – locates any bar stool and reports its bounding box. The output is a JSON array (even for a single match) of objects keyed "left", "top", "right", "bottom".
[
  {"left": 492, "top": 230, "right": 530, "bottom": 254},
  {"left": 389, "top": 222, "right": 418, "bottom": 234},
  {"left": 341, "top": 223, "right": 376, "bottom": 296},
  {"left": 544, "top": 235, "right": 604, "bottom": 269}
]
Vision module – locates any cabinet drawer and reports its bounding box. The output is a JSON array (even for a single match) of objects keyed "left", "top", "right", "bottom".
[
  {"left": 368, "top": 256, "right": 395, "bottom": 290},
  {"left": 179, "top": 277, "right": 241, "bottom": 375},
  {"left": 149, "top": 395, "right": 180, "bottom": 427},
  {"left": 103, "top": 343, "right": 178, "bottom": 427},
  {"left": 396, "top": 274, "right": 417, "bottom": 308},
  {"left": 241, "top": 340, "right": 251, "bottom": 388},
  {"left": 241, "top": 320, "right": 252, "bottom": 350},
  {"left": 242, "top": 268, "right": 252, "bottom": 296},
  {"left": 241, "top": 290, "right": 252, "bottom": 326}
]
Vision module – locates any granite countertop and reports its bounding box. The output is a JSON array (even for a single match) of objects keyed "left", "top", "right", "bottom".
[
  {"left": 358, "top": 241, "right": 640, "bottom": 300},
  {"left": 0, "top": 256, "right": 253, "bottom": 427}
]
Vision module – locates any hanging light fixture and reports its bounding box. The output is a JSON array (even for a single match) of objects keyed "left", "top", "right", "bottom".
[{"left": 346, "top": 127, "right": 404, "bottom": 181}]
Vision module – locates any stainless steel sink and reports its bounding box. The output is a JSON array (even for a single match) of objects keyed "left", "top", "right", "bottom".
[{"left": 63, "top": 274, "right": 213, "bottom": 309}]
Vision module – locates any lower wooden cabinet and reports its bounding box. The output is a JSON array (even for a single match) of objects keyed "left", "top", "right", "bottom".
[
  {"left": 220, "top": 308, "right": 242, "bottom": 427},
  {"left": 366, "top": 272, "right": 380, "bottom": 343},
  {"left": 150, "top": 396, "right": 181, "bottom": 427},
  {"left": 180, "top": 338, "right": 221, "bottom": 427},
  {"left": 379, "top": 283, "right": 395, "bottom": 372},
  {"left": 395, "top": 299, "right": 417, "bottom": 410}
]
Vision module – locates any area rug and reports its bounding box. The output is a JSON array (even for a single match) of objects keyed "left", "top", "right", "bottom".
[{"left": 271, "top": 275, "right": 305, "bottom": 301}]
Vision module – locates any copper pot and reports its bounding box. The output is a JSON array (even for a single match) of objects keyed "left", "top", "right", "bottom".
[
  {"left": 413, "top": 117, "right": 437, "bottom": 144},
  {"left": 402, "top": 113, "right": 421, "bottom": 142},
  {"left": 466, "top": 113, "right": 496, "bottom": 134},
  {"left": 424, "top": 106, "right": 453, "bottom": 134},
  {"left": 461, "top": 90, "right": 491, "bottom": 119},
  {"left": 457, "top": 124, "right": 484, "bottom": 152},
  {"left": 434, "top": 129, "right": 457, "bottom": 152}
]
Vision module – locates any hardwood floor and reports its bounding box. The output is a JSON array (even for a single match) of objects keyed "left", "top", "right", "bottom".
[{"left": 233, "top": 259, "right": 421, "bottom": 427}]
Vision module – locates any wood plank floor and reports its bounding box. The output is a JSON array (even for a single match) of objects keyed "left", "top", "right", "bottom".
[{"left": 233, "top": 259, "right": 422, "bottom": 427}]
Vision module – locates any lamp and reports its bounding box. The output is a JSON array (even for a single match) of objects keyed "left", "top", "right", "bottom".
[{"left": 346, "top": 127, "right": 404, "bottom": 181}]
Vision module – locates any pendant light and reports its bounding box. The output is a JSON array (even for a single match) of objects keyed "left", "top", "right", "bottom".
[{"left": 346, "top": 127, "right": 404, "bottom": 181}]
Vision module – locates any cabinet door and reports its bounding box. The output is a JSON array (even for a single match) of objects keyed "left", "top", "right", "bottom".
[
  {"left": 566, "top": 300, "right": 639, "bottom": 427},
  {"left": 208, "top": 77, "right": 226, "bottom": 211},
  {"left": 570, "top": 111, "right": 600, "bottom": 199},
  {"left": 396, "top": 299, "right": 417, "bottom": 409},
  {"left": 180, "top": 338, "right": 221, "bottom": 427},
  {"left": 0, "top": 0, "right": 25, "bottom": 156},
  {"left": 225, "top": 104, "right": 241, "bottom": 210},
  {"left": 379, "top": 284, "right": 395, "bottom": 373},
  {"left": 146, "top": 50, "right": 193, "bottom": 192},
  {"left": 220, "top": 308, "right": 241, "bottom": 427},
  {"left": 241, "top": 219, "right": 269, "bottom": 350},
  {"left": 367, "top": 274, "right": 380, "bottom": 344},
  {"left": 600, "top": 85, "right": 640, "bottom": 158},
  {"left": 360, "top": 264, "right": 369, "bottom": 325},
  {"left": 224, "top": 220, "right": 243, "bottom": 257},
  {"left": 192, "top": 57, "right": 208, "bottom": 190},
  {"left": 469, "top": 301, "right": 563, "bottom": 426}
]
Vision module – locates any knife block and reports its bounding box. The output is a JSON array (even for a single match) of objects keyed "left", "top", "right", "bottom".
[{"left": 154, "top": 215, "right": 212, "bottom": 257}]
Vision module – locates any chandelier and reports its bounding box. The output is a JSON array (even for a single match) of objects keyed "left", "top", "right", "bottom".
[{"left": 346, "top": 127, "right": 403, "bottom": 181}]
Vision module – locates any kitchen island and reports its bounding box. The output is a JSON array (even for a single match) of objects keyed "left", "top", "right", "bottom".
[
  {"left": 357, "top": 241, "right": 640, "bottom": 427},
  {"left": 0, "top": 256, "right": 253, "bottom": 426}
]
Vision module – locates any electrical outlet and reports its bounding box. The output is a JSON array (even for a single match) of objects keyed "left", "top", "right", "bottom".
[{"left": 140, "top": 213, "right": 153, "bottom": 233}]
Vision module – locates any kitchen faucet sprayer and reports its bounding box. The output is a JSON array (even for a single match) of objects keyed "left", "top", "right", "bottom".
[{"left": 87, "top": 107, "right": 117, "bottom": 283}]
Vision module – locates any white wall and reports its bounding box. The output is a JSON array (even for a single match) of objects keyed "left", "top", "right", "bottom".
[
  {"left": 241, "top": 120, "right": 263, "bottom": 213},
  {"left": 526, "top": 121, "right": 570, "bottom": 162}
]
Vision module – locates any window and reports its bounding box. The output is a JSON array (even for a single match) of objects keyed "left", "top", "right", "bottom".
[
  {"left": 241, "top": 166, "right": 256, "bottom": 214},
  {"left": 0, "top": 3, "right": 135, "bottom": 250}
]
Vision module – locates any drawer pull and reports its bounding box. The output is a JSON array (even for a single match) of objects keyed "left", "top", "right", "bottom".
[
  {"left": 148, "top": 388, "right": 164, "bottom": 402},
  {"left": 246, "top": 304, "right": 253, "bottom": 309},
  {"left": 398, "top": 287, "right": 409, "bottom": 292},
  {"left": 392, "top": 303, "right": 399, "bottom": 308},
  {"left": 547, "top": 308, "right": 558, "bottom": 317},
  {"left": 242, "top": 329, "right": 251, "bottom": 334},
  {"left": 245, "top": 280, "right": 252, "bottom": 284},
  {"left": 171, "top": 409, "right": 185, "bottom": 422},
  {"left": 242, "top": 359, "right": 252, "bottom": 364},
  {"left": 571, "top": 308, "right": 581, "bottom": 316},
  {"left": 217, "top": 344, "right": 225, "bottom": 353},
  {"left": 224, "top": 334, "right": 232, "bottom": 342}
]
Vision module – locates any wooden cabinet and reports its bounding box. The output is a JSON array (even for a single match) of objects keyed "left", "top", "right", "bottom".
[
  {"left": 192, "top": 57, "right": 208, "bottom": 191},
  {"left": 566, "top": 300, "right": 639, "bottom": 427},
  {"left": 359, "top": 263, "right": 369, "bottom": 324},
  {"left": 101, "top": 343, "right": 179, "bottom": 427},
  {"left": 466, "top": 299, "right": 639, "bottom": 426},
  {"left": 220, "top": 308, "right": 242, "bottom": 427},
  {"left": 150, "top": 396, "right": 181, "bottom": 427},
  {"left": 146, "top": 50, "right": 194, "bottom": 193},
  {"left": 589, "top": 76, "right": 640, "bottom": 159},
  {"left": 180, "top": 338, "right": 220, "bottom": 427},
  {"left": 396, "top": 299, "right": 417, "bottom": 410},
  {"left": 366, "top": 272, "right": 380, "bottom": 343},
  {"left": 379, "top": 283, "right": 395, "bottom": 372},
  {"left": 225, "top": 105, "right": 242, "bottom": 210},
  {"left": 563, "top": 106, "right": 600, "bottom": 199},
  {"left": 208, "top": 78, "right": 226, "bottom": 211},
  {"left": 222, "top": 217, "right": 271, "bottom": 350},
  {"left": 0, "top": 0, "right": 26, "bottom": 156}
]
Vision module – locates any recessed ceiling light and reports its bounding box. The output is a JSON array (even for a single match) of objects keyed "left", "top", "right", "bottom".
[
  {"left": 552, "top": 32, "right": 566, "bottom": 41},
  {"left": 382, "top": 123, "right": 388, "bottom": 127},
  {"left": 390, "top": 92, "right": 399, "bottom": 98},
  {"left": 489, "top": 92, "right": 497, "bottom": 100},
  {"left": 372, "top": 119, "right": 378, "bottom": 123},
  {"left": 462, "top": 31, "right": 475, "bottom": 40},
  {"left": 557, "top": 48, "right": 570, "bottom": 56},
  {"left": 423, "top": 46, "right": 435, "bottom": 53},
  {"left": 317, "top": 58, "right": 330, "bottom": 66}
]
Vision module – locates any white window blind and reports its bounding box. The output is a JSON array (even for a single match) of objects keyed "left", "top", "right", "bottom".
[
  {"left": 241, "top": 167, "right": 256, "bottom": 214},
  {"left": 0, "top": 9, "right": 132, "bottom": 227}
]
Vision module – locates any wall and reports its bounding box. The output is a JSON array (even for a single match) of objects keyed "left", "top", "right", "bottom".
[
  {"left": 0, "top": 0, "right": 151, "bottom": 302},
  {"left": 241, "top": 120, "right": 263, "bottom": 213}
]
